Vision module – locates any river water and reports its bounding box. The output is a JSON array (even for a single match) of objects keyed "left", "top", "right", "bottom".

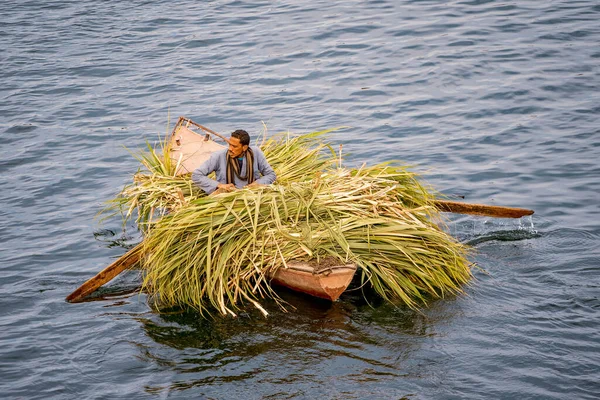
[{"left": 1, "top": 1, "right": 599, "bottom": 399}]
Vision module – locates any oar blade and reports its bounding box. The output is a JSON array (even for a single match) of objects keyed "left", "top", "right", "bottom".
[
  {"left": 66, "top": 243, "right": 143, "bottom": 303},
  {"left": 434, "top": 200, "right": 534, "bottom": 218}
]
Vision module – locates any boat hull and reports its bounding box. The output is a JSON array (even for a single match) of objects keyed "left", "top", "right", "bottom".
[{"left": 270, "top": 262, "right": 357, "bottom": 301}]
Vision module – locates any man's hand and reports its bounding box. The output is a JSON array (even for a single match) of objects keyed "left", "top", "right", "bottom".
[
  {"left": 217, "top": 183, "right": 235, "bottom": 192},
  {"left": 245, "top": 182, "right": 263, "bottom": 189}
]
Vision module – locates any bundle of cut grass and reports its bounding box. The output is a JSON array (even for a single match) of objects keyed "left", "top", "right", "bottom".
[
  {"left": 102, "top": 129, "right": 339, "bottom": 231},
  {"left": 106, "top": 129, "right": 472, "bottom": 316}
]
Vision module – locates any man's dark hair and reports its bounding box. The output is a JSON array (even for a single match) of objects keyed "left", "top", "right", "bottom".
[{"left": 231, "top": 130, "right": 250, "bottom": 146}]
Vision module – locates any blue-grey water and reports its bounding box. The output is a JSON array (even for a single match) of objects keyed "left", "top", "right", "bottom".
[{"left": 1, "top": 1, "right": 599, "bottom": 399}]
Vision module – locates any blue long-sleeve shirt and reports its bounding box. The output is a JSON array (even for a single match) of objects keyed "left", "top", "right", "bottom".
[{"left": 191, "top": 146, "right": 276, "bottom": 194}]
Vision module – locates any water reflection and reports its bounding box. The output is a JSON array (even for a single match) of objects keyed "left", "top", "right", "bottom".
[{"left": 133, "top": 290, "right": 457, "bottom": 395}]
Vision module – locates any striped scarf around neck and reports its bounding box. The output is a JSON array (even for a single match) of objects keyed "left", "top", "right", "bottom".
[{"left": 226, "top": 147, "right": 254, "bottom": 185}]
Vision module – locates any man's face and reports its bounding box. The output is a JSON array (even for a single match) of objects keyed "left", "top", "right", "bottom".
[{"left": 228, "top": 137, "right": 248, "bottom": 158}]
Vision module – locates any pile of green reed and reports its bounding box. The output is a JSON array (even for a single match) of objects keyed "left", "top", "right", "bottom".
[
  {"left": 105, "top": 129, "right": 472, "bottom": 316},
  {"left": 102, "top": 129, "right": 338, "bottom": 231}
]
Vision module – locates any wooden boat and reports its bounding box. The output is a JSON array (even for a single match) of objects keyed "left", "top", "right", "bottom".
[
  {"left": 66, "top": 117, "right": 358, "bottom": 303},
  {"left": 65, "top": 116, "right": 533, "bottom": 304},
  {"left": 66, "top": 242, "right": 357, "bottom": 303},
  {"left": 270, "top": 261, "right": 357, "bottom": 301}
]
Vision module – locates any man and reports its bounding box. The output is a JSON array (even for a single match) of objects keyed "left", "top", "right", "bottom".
[{"left": 192, "top": 129, "right": 276, "bottom": 195}]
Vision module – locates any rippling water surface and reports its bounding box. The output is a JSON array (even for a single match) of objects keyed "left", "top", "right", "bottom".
[{"left": 1, "top": 1, "right": 599, "bottom": 399}]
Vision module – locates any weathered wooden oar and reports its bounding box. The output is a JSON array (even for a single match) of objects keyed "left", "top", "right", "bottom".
[
  {"left": 65, "top": 243, "right": 143, "bottom": 303},
  {"left": 65, "top": 200, "right": 533, "bottom": 303},
  {"left": 434, "top": 200, "right": 534, "bottom": 218}
]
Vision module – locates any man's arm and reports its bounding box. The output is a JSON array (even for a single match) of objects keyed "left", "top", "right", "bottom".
[
  {"left": 253, "top": 148, "right": 276, "bottom": 185},
  {"left": 192, "top": 153, "right": 221, "bottom": 194}
]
